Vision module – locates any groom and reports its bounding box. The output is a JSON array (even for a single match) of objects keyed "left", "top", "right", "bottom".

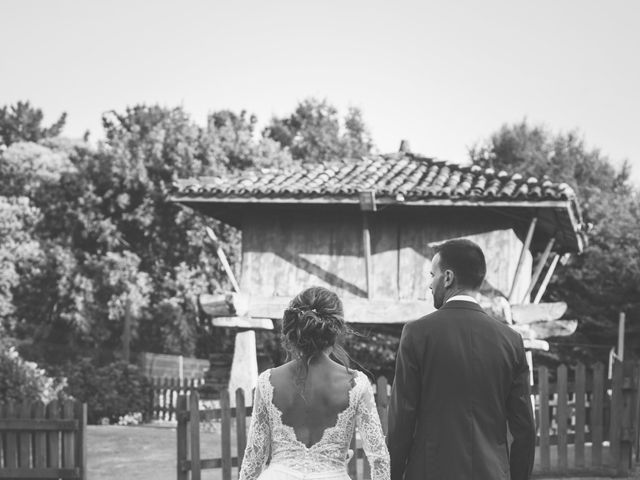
[{"left": 388, "top": 239, "right": 536, "bottom": 480}]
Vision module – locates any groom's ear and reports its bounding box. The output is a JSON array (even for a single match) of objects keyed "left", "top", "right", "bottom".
[{"left": 444, "top": 269, "right": 455, "bottom": 288}]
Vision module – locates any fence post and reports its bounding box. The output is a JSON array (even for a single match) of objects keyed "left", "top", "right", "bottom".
[
  {"left": 76, "top": 402, "right": 87, "bottom": 480},
  {"left": 220, "top": 389, "right": 232, "bottom": 480},
  {"left": 574, "top": 363, "right": 586, "bottom": 469},
  {"left": 538, "top": 366, "right": 550, "bottom": 472},
  {"left": 61, "top": 400, "right": 75, "bottom": 470},
  {"left": 556, "top": 365, "right": 568, "bottom": 470},
  {"left": 32, "top": 401, "right": 46, "bottom": 470},
  {"left": 236, "top": 389, "right": 247, "bottom": 475},
  {"left": 610, "top": 360, "right": 623, "bottom": 468},
  {"left": 616, "top": 361, "right": 639, "bottom": 476},
  {"left": 46, "top": 400, "right": 60, "bottom": 470},
  {"left": 18, "top": 401, "right": 31, "bottom": 468},
  {"left": 190, "top": 392, "right": 201, "bottom": 480},
  {"left": 176, "top": 395, "right": 188, "bottom": 480},
  {"left": 592, "top": 362, "right": 605, "bottom": 467}
]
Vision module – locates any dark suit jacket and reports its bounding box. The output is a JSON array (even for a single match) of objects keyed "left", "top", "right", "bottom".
[{"left": 388, "top": 300, "right": 536, "bottom": 480}]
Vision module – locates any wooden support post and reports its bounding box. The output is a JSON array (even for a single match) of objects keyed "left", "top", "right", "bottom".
[
  {"left": 205, "top": 227, "right": 241, "bottom": 293},
  {"left": 618, "top": 312, "right": 626, "bottom": 361},
  {"left": 533, "top": 253, "right": 560, "bottom": 304},
  {"left": 509, "top": 217, "right": 537, "bottom": 303},
  {"left": 362, "top": 213, "right": 373, "bottom": 299},
  {"left": 521, "top": 237, "right": 555, "bottom": 303}
]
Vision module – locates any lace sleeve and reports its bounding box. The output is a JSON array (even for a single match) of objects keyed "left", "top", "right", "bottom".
[
  {"left": 356, "top": 376, "right": 390, "bottom": 480},
  {"left": 239, "top": 376, "right": 270, "bottom": 480}
]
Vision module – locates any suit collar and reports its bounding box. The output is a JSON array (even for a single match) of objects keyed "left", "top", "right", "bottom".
[{"left": 440, "top": 300, "right": 486, "bottom": 313}]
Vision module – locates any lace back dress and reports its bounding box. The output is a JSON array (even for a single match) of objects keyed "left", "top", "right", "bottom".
[{"left": 239, "top": 369, "right": 390, "bottom": 480}]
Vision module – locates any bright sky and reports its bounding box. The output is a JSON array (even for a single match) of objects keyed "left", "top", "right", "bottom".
[{"left": 2, "top": 0, "right": 639, "bottom": 183}]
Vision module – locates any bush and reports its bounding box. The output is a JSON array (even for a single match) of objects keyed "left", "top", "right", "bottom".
[
  {"left": 0, "top": 342, "right": 67, "bottom": 403},
  {"left": 63, "top": 360, "right": 152, "bottom": 424}
]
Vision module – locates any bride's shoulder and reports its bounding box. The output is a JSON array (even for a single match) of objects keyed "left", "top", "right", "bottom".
[
  {"left": 256, "top": 368, "right": 273, "bottom": 390},
  {"left": 349, "top": 369, "right": 374, "bottom": 389}
]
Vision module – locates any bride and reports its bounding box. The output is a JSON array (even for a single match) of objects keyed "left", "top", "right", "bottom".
[{"left": 239, "top": 286, "right": 390, "bottom": 480}]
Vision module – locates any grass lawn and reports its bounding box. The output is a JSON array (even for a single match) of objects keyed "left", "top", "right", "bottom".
[
  {"left": 88, "top": 425, "right": 229, "bottom": 480},
  {"left": 88, "top": 425, "right": 634, "bottom": 480}
]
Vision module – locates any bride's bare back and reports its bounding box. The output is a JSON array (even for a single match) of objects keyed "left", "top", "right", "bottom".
[{"left": 269, "top": 356, "right": 356, "bottom": 448}]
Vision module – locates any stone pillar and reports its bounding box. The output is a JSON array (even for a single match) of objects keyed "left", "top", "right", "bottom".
[{"left": 227, "top": 330, "right": 259, "bottom": 406}]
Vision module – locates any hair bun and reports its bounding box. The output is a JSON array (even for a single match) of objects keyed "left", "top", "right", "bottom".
[{"left": 281, "top": 287, "right": 346, "bottom": 360}]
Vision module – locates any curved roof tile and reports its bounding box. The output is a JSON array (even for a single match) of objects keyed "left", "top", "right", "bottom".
[{"left": 172, "top": 154, "right": 577, "bottom": 202}]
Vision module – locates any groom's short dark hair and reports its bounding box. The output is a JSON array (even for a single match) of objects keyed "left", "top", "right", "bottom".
[{"left": 434, "top": 239, "right": 486, "bottom": 289}]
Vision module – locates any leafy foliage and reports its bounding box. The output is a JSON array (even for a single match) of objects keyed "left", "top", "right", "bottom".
[
  {"left": 61, "top": 360, "right": 152, "bottom": 424},
  {"left": 471, "top": 120, "right": 640, "bottom": 363},
  {"left": 265, "top": 98, "right": 374, "bottom": 163},
  {"left": 0, "top": 341, "right": 67, "bottom": 403},
  {"left": 0, "top": 101, "right": 66, "bottom": 147}
]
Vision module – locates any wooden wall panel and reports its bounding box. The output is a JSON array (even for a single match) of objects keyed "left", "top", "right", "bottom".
[
  {"left": 242, "top": 212, "right": 368, "bottom": 299},
  {"left": 241, "top": 209, "right": 532, "bottom": 302},
  {"left": 370, "top": 216, "right": 399, "bottom": 300}
]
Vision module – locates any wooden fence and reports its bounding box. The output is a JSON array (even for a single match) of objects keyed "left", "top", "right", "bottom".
[
  {"left": 150, "top": 377, "right": 205, "bottom": 421},
  {"left": 0, "top": 399, "right": 87, "bottom": 479},
  {"left": 176, "top": 360, "right": 639, "bottom": 480}
]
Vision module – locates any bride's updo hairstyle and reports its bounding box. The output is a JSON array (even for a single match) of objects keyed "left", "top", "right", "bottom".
[{"left": 282, "top": 286, "right": 351, "bottom": 370}]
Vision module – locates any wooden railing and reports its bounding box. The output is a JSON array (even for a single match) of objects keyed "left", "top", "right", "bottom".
[
  {"left": 176, "top": 360, "right": 639, "bottom": 480},
  {"left": 150, "top": 377, "right": 205, "bottom": 421},
  {"left": 0, "top": 399, "right": 87, "bottom": 479}
]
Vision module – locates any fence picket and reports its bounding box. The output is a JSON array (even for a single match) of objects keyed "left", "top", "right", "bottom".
[
  {"left": 557, "top": 365, "right": 568, "bottom": 469},
  {"left": 220, "top": 389, "right": 232, "bottom": 480},
  {"left": 190, "top": 392, "right": 202, "bottom": 480},
  {"left": 18, "top": 401, "right": 31, "bottom": 468},
  {"left": 176, "top": 395, "right": 188, "bottom": 480},
  {"left": 574, "top": 363, "right": 586, "bottom": 468},
  {"left": 46, "top": 400, "right": 60, "bottom": 469},
  {"left": 76, "top": 401, "right": 87, "bottom": 480},
  {"left": 592, "top": 362, "right": 605, "bottom": 466},
  {"left": 236, "top": 389, "right": 247, "bottom": 476},
  {"left": 6, "top": 402, "right": 17, "bottom": 469},
  {"left": 610, "top": 360, "right": 623, "bottom": 467},
  {"left": 61, "top": 400, "right": 75, "bottom": 469},
  {"left": 32, "top": 401, "right": 46, "bottom": 469},
  {"left": 538, "top": 366, "right": 550, "bottom": 472}
]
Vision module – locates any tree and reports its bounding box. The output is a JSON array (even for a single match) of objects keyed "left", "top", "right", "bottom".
[
  {"left": 471, "top": 121, "right": 640, "bottom": 363},
  {"left": 264, "top": 98, "right": 374, "bottom": 164},
  {"left": 0, "top": 101, "right": 66, "bottom": 147}
]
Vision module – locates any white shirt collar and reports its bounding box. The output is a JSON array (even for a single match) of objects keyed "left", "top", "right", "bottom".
[{"left": 446, "top": 294, "right": 479, "bottom": 304}]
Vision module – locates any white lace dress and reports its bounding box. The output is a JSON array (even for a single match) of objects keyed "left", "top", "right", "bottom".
[{"left": 239, "top": 369, "right": 390, "bottom": 480}]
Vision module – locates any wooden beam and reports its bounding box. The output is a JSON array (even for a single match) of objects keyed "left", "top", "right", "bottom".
[
  {"left": 246, "top": 296, "right": 434, "bottom": 324},
  {"left": 210, "top": 317, "right": 273, "bottom": 330},
  {"left": 200, "top": 293, "right": 249, "bottom": 317},
  {"left": 511, "top": 319, "right": 577, "bottom": 341},
  {"left": 523, "top": 338, "right": 549, "bottom": 351},
  {"left": 362, "top": 214, "right": 373, "bottom": 299},
  {"left": 521, "top": 237, "right": 555, "bottom": 303},
  {"left": 533, "top": 253, "right": 560, "bottom": 304},
  {"left": 508, "top": 216, "right": 538, "bottom": 302},
  {"left": 511, "top": 302, "right": 567, "bottom": 324},
  {"left": 205, "top": 227, "right": 241, "bottom": 293},
  {"left": 170, "top": 194, "right": 571, "bottom": 210}
]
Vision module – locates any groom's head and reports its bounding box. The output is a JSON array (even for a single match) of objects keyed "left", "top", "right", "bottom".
[{"left": 430, "top": 239, "right": 486, "bottom": 309}]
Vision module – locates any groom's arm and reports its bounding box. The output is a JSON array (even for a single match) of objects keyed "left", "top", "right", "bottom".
[
  {"left": 388, "top": 321, "right": 421, "bottom": 480},
  {"left": 506, "top": 336, "right": 536, "bottom": 480}
]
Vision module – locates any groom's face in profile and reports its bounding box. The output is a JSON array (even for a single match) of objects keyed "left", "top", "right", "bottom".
[{"left": 430, "top": 253, "right": 447, "bottom": 309}]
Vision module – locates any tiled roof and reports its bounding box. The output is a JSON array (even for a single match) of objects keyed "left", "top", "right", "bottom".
[{"left": 171, "top": 154, "right": 577, "bottom": 202}]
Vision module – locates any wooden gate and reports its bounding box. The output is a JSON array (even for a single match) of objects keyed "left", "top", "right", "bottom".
[
  {"left": 177, "top": 361, "right": 639, "bottom": 479},
  {"left": 0, "top": 399, "right": 87, "bottom": 479}
]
